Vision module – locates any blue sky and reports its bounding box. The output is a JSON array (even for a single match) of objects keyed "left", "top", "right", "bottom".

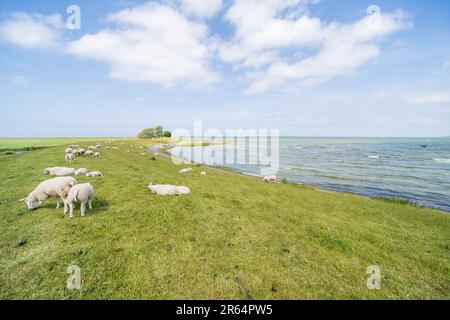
[{"left": 0, "top": 0, "right": 449, "bottom": 137}]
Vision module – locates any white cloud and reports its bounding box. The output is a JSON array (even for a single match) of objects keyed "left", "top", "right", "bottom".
[
  {"left": 0, "top": 12, "right": 64, "bottom": 49},
  {"left": 68, "top": 2, "right": 218, "bottom": 87},
  {"left": 403, "top": 92, "right": 450, "bottom": 105},
  {"left": 0, "top": 1, "right": 410, "bottom": 93},
  {"left": 179, "top": 0, "right": 223, "bottom": 18},
  {"left": 219, "top": 0, "right": 409, "bottom": 93},
  {"left": 11, "top": 74, "right": 30, "bottom": 85}
]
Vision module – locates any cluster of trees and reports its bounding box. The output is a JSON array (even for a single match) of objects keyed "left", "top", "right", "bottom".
[{"left": 137, "top": 125, "right": 171, "bottom": 139}]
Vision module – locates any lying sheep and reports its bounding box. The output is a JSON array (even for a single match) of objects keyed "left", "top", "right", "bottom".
[
  {"left": 112, "top": 147, "right": 119, "bottom": 150},
  {"left": 85, "top": 150, "right": 94, "bottom": 158},
  {"left": 179, "top": 168, "right": 193, "bottom": 174},
  {"left": 44, "top": 167, "right": 76, "bottom": 176},
  {"left": 65, "top": 153, "right": 75, "bottom": 164},
  {"left": 20, "top": 176, "right": 77, "bottom": 210},
  {"left": 74, "top": 168, "right": 89, "bottom": 175},
  {"left": 263, "top": 175, "right": 277, "bottom": 183},
  {"left": 86, "top": 171, "right": 102, "bottom": 177},
  {"left": 200, "top": 171, "right": 206, "bottom": 176},
  {"left": 65, "top": 147, "right": 73, "bottom": 154},
  {"left": 94, "top": 152, "right": 100, "bottom": 159},
  {"left": 147, "top": 184, "right": 191, "bottom": 196},
  {"left": 65, "top": 183, "right": 94, "bottom": 218},
  {"left": 95, "top": 144, "right": 102, "bottom": 149},
  {"left": 105, "top": 146, "right": 110, "bottom": 150}
]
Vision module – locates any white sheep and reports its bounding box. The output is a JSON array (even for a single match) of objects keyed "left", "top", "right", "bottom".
[
  {"left": 147, "top": 184, "right": 191, "bottom": 196},
  {"left": 74, "top": 168, "right": 89, "bottom": 175},
  {"left": 85, "top": 150, "right": 94, "bottom": 158},
  {"left": 20, "top": 176, "right": 77, "bottom": 210},
  {"left": 95, "top": 144, "right": 102, "bottom": 149},
  {"left": 94, "top": 152, "right": 100, "bottom": 159},
  {"left": 263, "top": 175, "right": 277, "bottom": 183},
  {"left": 65, "top": 183, "right": 94, "bottom": 218},
  {"left": 86, "top": 171, "right": 102, "bottom": 177},
  {"left": 112, "top": 147, "right": 119, "bottom": 150},
  {"left": 179, "top": 168, "right": 193, "bottom": 174},
  {"left": 105, "top": 146, "right": 110, "bottom": 150},
  {"left": 88, "top": 145, "right": 96, "bottom": 151},
  {"left": 200, "top": 171, "right": 206, "bottom": 176},
  {"left": 43, "top": 167, "right": 76, "bottom": 176},
  {"left": 65, "top": 153, "right": 75, "bottom": 164},
  {"left": 78, "top": 148, "right": 85, "bottom": 155},
  {"left": 72, "top": 150, "right": 80, "bottom": 156},
  {"left": 65, "top": 148, "right": 73, "bottom": 154}
]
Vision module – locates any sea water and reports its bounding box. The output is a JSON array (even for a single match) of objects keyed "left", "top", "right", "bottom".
[{"left": 170, "top": 137, "right": 450, "bottom": 212}]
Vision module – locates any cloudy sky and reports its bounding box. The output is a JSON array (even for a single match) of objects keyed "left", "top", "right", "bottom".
[{"left": 0, "top": 0, "right": 449, "bottom": 137}]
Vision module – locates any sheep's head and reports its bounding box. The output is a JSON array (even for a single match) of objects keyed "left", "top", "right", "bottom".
[
  {"left": 20, "top": 197, "right": 39, "bottom": 210},
  {"left": 43, "top": 169, "right": 50, "bottom": 174}
]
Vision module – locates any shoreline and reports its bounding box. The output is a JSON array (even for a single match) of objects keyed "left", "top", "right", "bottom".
[{"left": 147, "top": 142, "right": 448, "bottom": 214}]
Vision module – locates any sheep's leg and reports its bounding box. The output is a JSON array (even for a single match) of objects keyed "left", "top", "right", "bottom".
[
  {"left": 56, "top": 197, "right": 60, "bottom": 209},
  {"left": 88, "top": 199, "right": 92, "bottom": 210},
  {"left": 81, "top": 203, "right": 86, "bottom": 217},
  {"left": 64, "top": 200, "right": 68, "bottom": 214},
  {"left": 69, "top": 203, "right": 74, "bottom": 218}
]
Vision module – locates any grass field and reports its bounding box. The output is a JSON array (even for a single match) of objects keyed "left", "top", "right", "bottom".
[
  {"left": 0, "top": 138, "right": 125, "bottom": 151},
  {"left": 0, "top": 138, "right": 448, "bottom": 299}
]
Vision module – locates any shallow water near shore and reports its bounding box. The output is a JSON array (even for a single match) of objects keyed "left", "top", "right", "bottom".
[{"left": 170, "top": 137, "right": 450, "bottom": 212}]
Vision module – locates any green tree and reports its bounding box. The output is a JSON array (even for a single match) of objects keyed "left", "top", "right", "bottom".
[
  {"left": 137, "top": 127, "right": 156, "bottom": 139},
  {"left": 155, "top": 125, "right": 163, "bottom": 138},
  {"left": 162, "top": 131, "right": 171, "bottom": 137}
]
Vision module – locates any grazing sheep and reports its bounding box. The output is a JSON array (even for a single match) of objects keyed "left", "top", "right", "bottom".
[
  {"left": 78, "top": 148, "right": 85, "bottom": 155},
  {"left": 43, "top": 167, "right": 76, "bottom": 176},
  {"left": 65, "top": 148, "right": 73, "bottom": 154},
  {"left": 147, "top": 184, "right": 191, "bottom": 196},
  {"left": 86, "top": 171, "right": 102, "bottom": 177},
  {"left": 179, "top": 168, "right": 193, "bottom": 174},
  {"left": 94, "top": 152, "right": 100, "bottom": 159},
  {"left": 65, "top": 153, "right": 75, "bottom": 164},
  {"left": 74, "top": 168, "right": 89, "bottom": 175},
  {"left": 73, "top": 150, "right": 80, "bottom": 156},
  {"left": 65, "top": 183, "right": 94, "bottom": 218},
  {"left": 105, "top": 146, "right": 110, "bottom": 150},
  {"left": 85, "top": 150, "right": 94, "bottom": 158},
  {"left": 88, "top": 145, "right": 96, "bottom": 151},
  {"left": 95, "top": 144, "right": 102, "bottom": 149},
  {"left": 200, "top": 171, "right": 206, "bottom": 176},
  {"left": 263, "top": 175, "right": 277, "bottom": 183},
  {"left": 20, "top": 176, "right": 77, "bottom": 210}
]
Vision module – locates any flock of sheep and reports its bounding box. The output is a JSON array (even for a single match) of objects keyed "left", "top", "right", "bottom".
[
  {"left": 20, "top": 144, "right": 105, "bottom": 218},
  {"left": 20, "top": 142, "right": 278, "bottom": 218},
  {"left": 65, "top": 144, "right": 101, "bottom": 163}
]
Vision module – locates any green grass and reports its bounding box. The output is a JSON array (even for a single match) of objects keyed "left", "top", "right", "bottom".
[
  {"left": 0, "top": 138, "right": 449, "bottom": 299},
  {"left": 0, "top": 138, "right": 126, "bottom": 151}
]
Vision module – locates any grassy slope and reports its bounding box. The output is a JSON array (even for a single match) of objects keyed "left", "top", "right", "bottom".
[{"left": 0, "top": 139, "right": 448, "bottom": 299}]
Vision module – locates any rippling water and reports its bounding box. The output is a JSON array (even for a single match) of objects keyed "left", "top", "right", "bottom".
[{"left": 170, "top": 137, "right": 450, "bottom": 212}]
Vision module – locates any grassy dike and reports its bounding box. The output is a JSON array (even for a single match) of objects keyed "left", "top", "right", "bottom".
[{"left": 0, "top": 139, "right": 448, "bottom": 299}]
